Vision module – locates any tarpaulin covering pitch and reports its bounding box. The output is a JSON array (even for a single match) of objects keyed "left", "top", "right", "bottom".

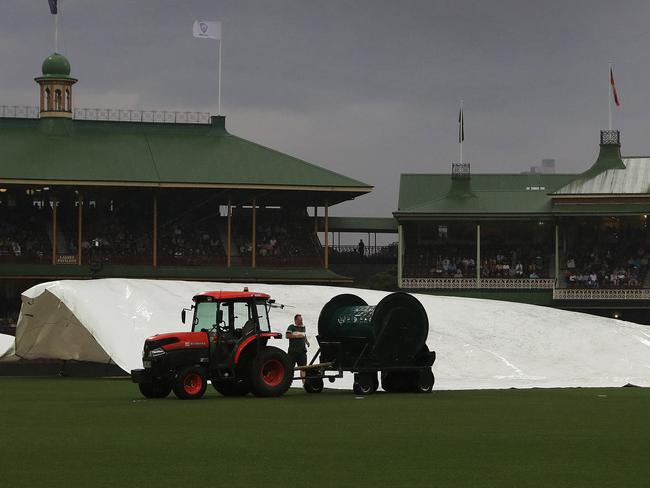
[{"left": 11, "top": 279, "right": 650, "bottom": 389}]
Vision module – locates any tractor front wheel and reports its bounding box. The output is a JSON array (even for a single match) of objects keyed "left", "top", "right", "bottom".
[
  {"left": 250, "top": 346, "right": 292, "bottom": 397},
  {"left": 173, "top": 366, "right": 208, "bottom": 400}
]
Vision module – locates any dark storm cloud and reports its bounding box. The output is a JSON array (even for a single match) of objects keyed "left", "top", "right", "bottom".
[{"left": 2, "top": 0, "right": 650, "bottom": 218}]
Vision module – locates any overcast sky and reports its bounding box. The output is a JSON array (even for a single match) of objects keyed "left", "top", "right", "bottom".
[{"left": 2, "top": 0, "right": 650, "bottom": 218}]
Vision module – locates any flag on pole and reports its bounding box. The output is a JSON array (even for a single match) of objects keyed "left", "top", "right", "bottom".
[
  {"left": 48, "top": 0, "right": 57, "bottom": 15},
  {"left": 193, "top": 20, "right": 221, "bottom": 40},
  {"left": 610, "top": 67, "right": 620, "bottom": 107},
  {"left": 458, "top": 107, "right": 464, "bottom": 143}
]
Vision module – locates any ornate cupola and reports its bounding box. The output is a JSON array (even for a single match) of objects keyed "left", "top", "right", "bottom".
[
  {"left": 34, "top": 53, "right": 77, "bottom": 118},
  {"left": 448, "top": 162, "right": 475, "bottom": 198},
  {"left": 584, "top": 130, "right": 626, "bottom": 175}
]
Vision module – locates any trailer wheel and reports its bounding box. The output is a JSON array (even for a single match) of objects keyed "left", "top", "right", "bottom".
[
  {"left": 138, "top": 382, "right": 171, "bottom": 399},
  {"left": 353, "top": 373, "right": 378, "bottom": 395},
  {"left": 213, "top": 380, "right": 250, "bottom": 397},
  {"left": 173, "top": 366, "right": 207, "bottom": 400},
  {"left": 414, "top": 370, "right": 435, "bottom": 393},
  {"left": 304, "top": 377, "right": 324, "bottom": 394},
  {"left": 250, "top": 346, "right": 292, "bottom": 397}
]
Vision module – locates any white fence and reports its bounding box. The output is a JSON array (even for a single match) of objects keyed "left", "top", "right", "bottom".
[
  {"left": 552, "top": 288, "right": 650, "bottom": 300},
  {"left": 0, "top": 105, "right": 211, "bottom": 124},
  {"left": 400, "top": 278, "right": 556, "bottom": 290}
]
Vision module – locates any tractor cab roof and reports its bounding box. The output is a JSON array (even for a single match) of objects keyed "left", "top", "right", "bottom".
[{"left": 193, "top": 290, "right": 271, "bottom": 302}]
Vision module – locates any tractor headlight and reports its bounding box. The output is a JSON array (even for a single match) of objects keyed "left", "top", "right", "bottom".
[{"left": 149, "top": 347, "right": 166, "bottom": 358}]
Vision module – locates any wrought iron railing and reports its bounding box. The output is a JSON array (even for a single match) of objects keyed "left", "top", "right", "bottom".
[
  {"left": 553, "top": 288, "right": 650, "bottom": 300},
  {"left": 0, "top": 105, "right": 211, "bottom": 124},
  {"left": 400, "top": 278, "right": 555, "bottom": 289}
]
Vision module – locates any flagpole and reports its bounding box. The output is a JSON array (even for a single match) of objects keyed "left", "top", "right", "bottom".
[
  {"left": 608, "top": 62, "right": 612, "bottom": 130},
  {"left": 54, "top": 11, "right": 59, "bottom": 52},
  {"left": 459, "top": 98, "right": 463, "bottom": 164},
  {"left": 218, "top": 38, "right": 222, "bottom": 115}
]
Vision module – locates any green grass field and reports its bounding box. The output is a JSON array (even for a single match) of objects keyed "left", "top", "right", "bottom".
[{"left": 1, "top": 379, "right": 649, "bottom": 488}]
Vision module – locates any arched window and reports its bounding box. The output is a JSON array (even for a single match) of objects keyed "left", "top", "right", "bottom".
[
  {"left": 45, "top": 87, "right": 51, "bottom": 111},
  {"left": 54, "top": 89, "right": 62, "bottom": 111},
  {"left": 65, "top": 88, "right": 71, "bottom": 111}
]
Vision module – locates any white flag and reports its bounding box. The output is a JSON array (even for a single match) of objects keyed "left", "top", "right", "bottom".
[{"left": 193, "top": 20, "right": 221, "bottom": 40}]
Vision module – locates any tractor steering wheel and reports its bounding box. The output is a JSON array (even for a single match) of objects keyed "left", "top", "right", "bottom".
[{"left": 217, "top": 323, "right": 232, "bottom": 335}]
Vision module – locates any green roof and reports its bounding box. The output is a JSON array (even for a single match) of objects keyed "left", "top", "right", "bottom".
[
  {"left": 553, "top": 157, "right": 650, "bottom": 196},
  {"left": 396, "top": 173, "right": 576, "bottom": 217},
  {"left": 0, "top": 116, "right": 371, "bottom": 203}
]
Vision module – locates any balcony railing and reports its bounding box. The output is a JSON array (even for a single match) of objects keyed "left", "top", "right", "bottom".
[
  {"left": 400, "top": 278, "right": 555, "bottom": 289},
  {"left": 0, "top": 105, "right": 211, "bottom": 124},
  {"left": 553, "top": 288, "right": 650, "bottom": 300}
]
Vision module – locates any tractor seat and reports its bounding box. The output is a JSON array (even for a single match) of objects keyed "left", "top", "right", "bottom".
[{"left": 240, "top": 319, "right": 257, "bottom": 338}]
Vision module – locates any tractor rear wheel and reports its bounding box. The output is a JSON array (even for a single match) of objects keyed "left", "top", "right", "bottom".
[
  {"left": 173, "top": 366, "right": 208, "bottom": 400},
  {"left": 138, "top": 382, "right": 171, "bottom": 399},
  {"left": 353, "top": 373, "right": 378, "bottom": 395},
  {"left": 213, "top": 380, "right": 250, "bottom": 397},
  {"left": 249, "top": 346, "right": 292, "bottom": 397}
]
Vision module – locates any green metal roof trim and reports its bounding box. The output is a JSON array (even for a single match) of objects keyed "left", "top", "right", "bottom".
[
  {"left": 318, "top": 216, "right": 398, "bottom": 233},
  {"left": 552, "top": 157, "right": 650, "bottom": 195},
  {"left": 0, "top": 117, "right": 371, "bottom": 191},
  {"left": 396, "top": 173, "right": 576, "bottom": 216},
  {"left": 550, "top": 202, "right": 650, "bottom": 214}
]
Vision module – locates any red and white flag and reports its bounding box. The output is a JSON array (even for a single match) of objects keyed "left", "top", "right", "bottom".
[{"left": 610, "top": 67, "right": 620, "bottom": 107}]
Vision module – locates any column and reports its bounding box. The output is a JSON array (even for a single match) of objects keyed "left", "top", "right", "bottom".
[
  {"left": 51, "top": 197, "right": 57, "bottom": 265},
  {"left": 77, "top": 194, "right": 83, "bottom": 265},
  {"left": 476, "top": 223, "right": 481, "bottom": 284},
  {"left": 152, "top": 194, "right": 158, "bottom": 267},
  {"left": 397, "top": 224, "right": 404, "bottom": 288},
  {"left": 324, "top": 203, "right": 329, "bottom": 269},
  {"left": 251, "top": 200, "right": 257, "bottom": 268},
  {"left": 227, "top": 200, "right": 232, "bottom": 268},
  {"left": 555, "top": 222, "right": 559, "bottom": 285}
]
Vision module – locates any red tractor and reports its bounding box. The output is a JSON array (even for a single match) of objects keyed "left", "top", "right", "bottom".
[{"left": 131, "top": 290, "right": 293, "bottom": 400}]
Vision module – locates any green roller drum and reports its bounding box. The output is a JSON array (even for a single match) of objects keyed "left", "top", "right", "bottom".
[{"left": 317, "top": 292, "right": 432, "bottom": 371}]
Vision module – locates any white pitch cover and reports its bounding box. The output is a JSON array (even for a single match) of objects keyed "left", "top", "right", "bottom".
[{"left": 6, "top": 278, "right": 650, "bottom": 390}]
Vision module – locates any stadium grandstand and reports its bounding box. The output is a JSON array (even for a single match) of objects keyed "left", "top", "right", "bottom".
[
  {"left": 0, "top": 52, "right": 374, "bottom": 331},
  {"left": 395, "top": 130, "right": 650, "bottom": 323}
]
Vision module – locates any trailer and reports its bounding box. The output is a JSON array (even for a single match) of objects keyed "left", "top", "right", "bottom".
[{"left": 299, "top": 292, "right": 436, "bottom": 395}]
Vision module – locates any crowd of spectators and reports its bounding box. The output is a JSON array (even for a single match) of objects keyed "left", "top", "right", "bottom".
[
  {"left": 563, "top": 225, "right": 649, "bottom": 288},
  {"left": 565, "top": 248, "right": 648, "bottom": 288},
  {"left": 159, "top": 221, "right": 224, "bottom": 265},
  {"left": 404, "top": 246, "right": 549, "bottom": 279},
  {"left": 233, "top": 209, "right": 320, "bottom": 264},
  {"left": 0, "top": 206, "right": 51, "bottom": 262}
]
